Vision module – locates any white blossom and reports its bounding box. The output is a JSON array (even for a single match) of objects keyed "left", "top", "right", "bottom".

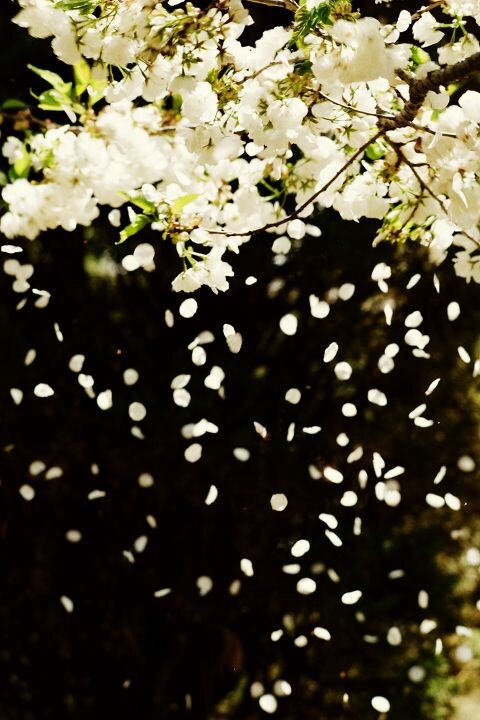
[{"left": 3, "top": 0, "right": 480, "bottom": 292}]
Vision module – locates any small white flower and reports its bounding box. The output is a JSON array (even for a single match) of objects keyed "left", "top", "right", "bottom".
[
  {"left": 102, "top": 36, "right": 136, "bottom": 67},
  {"left": 396, "top": 10, "right": 412, "bottom": 32},
  {"left": 181, "top": 82, "right": 218, "bottom": 126},
  {"left": 459, "top": 90, "right": 480, "bottom": 123},
  {"left": 412, "top": 12, "right": 444, "bottom": 47}
]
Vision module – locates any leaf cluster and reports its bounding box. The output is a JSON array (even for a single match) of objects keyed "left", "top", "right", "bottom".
[
  {"left": 291, "top": 0, "right": 357, "bottom": 45},
  {"left": 54, "top": 0, "right": 102, "bottom": 13},
  {"left": 118, "top": 193, "right": 199, "bottom": 244},
  {"left": 29, "top": 60, "right": 105, "bottom": 117}
]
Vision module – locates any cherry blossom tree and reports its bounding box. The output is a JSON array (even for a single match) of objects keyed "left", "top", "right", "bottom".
[{"left": 1, "top": 0, "right": 480, "bottom": 292}]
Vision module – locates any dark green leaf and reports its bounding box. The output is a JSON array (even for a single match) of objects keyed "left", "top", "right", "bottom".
[
  {"left": 295, "top": 60, "right": 313, "bottom": 76},
  {"left": 1, "top": 99, "right": 29, "bottom": 110},
  {"left": 291, "top": 2, "right": 334, "bottom": 45},
  {"left": 171, "top": 94, "right": 183, "bottom": 112}
]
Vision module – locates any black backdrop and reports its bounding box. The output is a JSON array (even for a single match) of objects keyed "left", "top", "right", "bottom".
[{"left": 1, "top": 2, "right": 479, "bottom": 719}]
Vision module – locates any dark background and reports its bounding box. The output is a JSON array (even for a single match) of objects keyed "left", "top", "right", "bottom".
[{"left": 0, "top": 2, "right": 480, "bottom": 718}]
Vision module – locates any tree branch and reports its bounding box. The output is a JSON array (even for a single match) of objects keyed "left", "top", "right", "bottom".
[
  {"left": 386, "top": 138, "right": 480, "bottom": 248},
  {"left": 206, "top": 44, "right": 480, "bottom": 241},
  {"left": 209, "top": 131, "right": 383, "bottom": 238},
  {"left": 245, "top": 0, "right": 298, "bottom": 11},
  {"left": 411, "top": 1, "right": 444, "bottom": 21},
  {"left": 380, "top": 51, "right": 480, "bottom": 131}
]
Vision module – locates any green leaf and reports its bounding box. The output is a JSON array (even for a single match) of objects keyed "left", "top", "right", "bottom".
[
  {"left": 87, "top": 77, "right": 107, "bottom": 107},
  {"left": 117, "top": 214, "right": 151, "bottom": 244},
  {"left": 1, "top": 99, "right": 29, "bottom": 110},
  {"left": 366, "top": 142, "right": 386, "bottom": 161},
  {"left": 316, "top": 3, "right": 335, "bottom": 24},
  {"left": 170, "top": 194, "right": 199, "bottom": 215},
  {"left": 291, "top": 2, "right": 334, "bottom": 45},
  {"left": 295, "top": 60, "right": 313, "bottom": 76},
  {"left": 411, "top": 46, "right": 430, "bottom": 67},
  {"left": 206, "top": 69, "right": 218, "bottom": 84},
  {"left": 36, "top": 89, "right": 83, "bottom": 117},
  {"left": 74, "top": 59, "right": 91, "bottom": 96},
  {"left": 447, "top": 81, "right": 461, "bottom": 96},
  {"left": 28, "top": 65, "right": 72, "bottom": 95},
  {"left": 122, "top": 193, "right": 157, "bottom": 214},
  {"left": 12, "top": 145, "right": 31, "bottom": 179},
  {"left": 55, "top": 0, "right": 98, "bottom": 11},
  {"left": 36, "top": 89, "right": 64, "bottom": 110},
  {"left": 171, "top": 94, "right": 183, "bottom": 112}
]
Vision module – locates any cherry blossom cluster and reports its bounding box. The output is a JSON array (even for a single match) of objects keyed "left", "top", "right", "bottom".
[{"left": 1, "top": 0, "right": 480, "bottom": 291}]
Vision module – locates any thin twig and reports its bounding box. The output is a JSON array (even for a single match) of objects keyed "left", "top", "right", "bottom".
[
  {"left": 315, "top": 90, "right": 395, "bottom": 121},
  {"left": 411, "top": 1, "right": 444, "bottom": 21},
  {"left": 246, "top": 0, "right": 299, "bottom": 11},
  {"left": 387, "top": 138, "right": 480, "bottom": 248},
  {"left": 315, "top": 92, "right": 457, "bottom": 138},
  {"left": 209, "top": 131, "right": 383, "bottom": 237},
  {"left": 409, "top": 123, "right": 457, "bottom": 139},
  {"left": 250, "top": 61, "right": 282, "bottom": 81}
]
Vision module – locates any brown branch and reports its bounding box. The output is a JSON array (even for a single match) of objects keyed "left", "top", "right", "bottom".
[
  {"left": 0, "top": 108, "right": 57, "bottom": 130},
  {"left": 245, "top": 0, "right": 298, "bottom": 11},
  {"left": 209, "top": 50, "right": 480, "bottom": 239},
  {"left": 411, "top": 1, "right": 444, "bottom": 21},
  {"left": 409, "top": 122, "right": 456, "bottom": 139},
  {"left": 250, "top": 61, "right": 282, "bottom": 81},
  {"left": 380, "top": 51, "right": 480, "bottom": 131}
]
